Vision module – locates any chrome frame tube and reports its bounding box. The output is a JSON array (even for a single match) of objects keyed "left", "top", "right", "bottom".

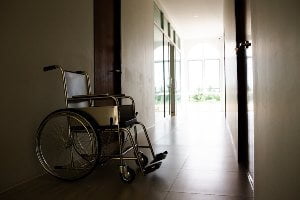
[
  {"left": 118, "top": 129, "right": 124, "bottom": 167},
  {"left": 121, "top": 128, "right": 145, "bottom": 176},
  {"left": 67, "top": 96, "right": 119, "bottom": 106},
  {"left": 56, "top": 66, "right": 68, "bottom": 107},
  {"left": 138, "top": 146, "right": 151, "bottom": 148},
  {"left": 111, "top": 157, "right": 137, "bottom": 160},
  {"left": 84, "top": 72, "right": 92, "bottom": 106},
  {"left": 134, "top": 126, "right": 138, "bottom": 146},
  {"left": 135, "top": 122, "right": 155, "bottom": 158},
  {"left": 122, "top": 146, "right": 134, "bottom": 155},
  {"left": 116, "top": 96, "right": 135, "bottom": 115}
]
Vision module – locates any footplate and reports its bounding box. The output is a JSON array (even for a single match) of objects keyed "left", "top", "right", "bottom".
[
  {"left": 150, "top": 151, "right": 168, "bottom": 164},
  {"left": 143, "top": 162, "right": 162, "bottom": 174}
]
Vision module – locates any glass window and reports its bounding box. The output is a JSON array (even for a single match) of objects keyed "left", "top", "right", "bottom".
[
  {"left": 204, "top": 59, "right": 220, "bottom": 91},
  {"left": 188, "top": 60, "right": 203, "bottom": 96},
  {"left": 175, "top": 34, "right": 180, "bottom": 46},
  {"left": 153, "top": 3, "right": 161, "bottom": 26},
  {"left": 187, "top": 59, "right": 221, "bottom": 103},
  {"left": 160, "top": 12, "right": 164, "bottom": 29},
  {"left": 170, "top": 26, "right": 174, "bottom": 42},
  {"left": 163, "top": 17, "right": 168, "bottom": 34},
  {"left": 173, "top": 30, "right": 176, "bottom": 43}
]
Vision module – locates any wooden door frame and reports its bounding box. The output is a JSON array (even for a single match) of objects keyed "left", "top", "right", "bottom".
[
  {"left": 94, "top": 0, "right": 121, "bottom": 95},
  {"left": 235, "top": 0, "right": 249, "bottom": 167}
]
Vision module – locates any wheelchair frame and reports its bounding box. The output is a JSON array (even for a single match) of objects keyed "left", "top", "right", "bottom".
[{"left": 36, "top": 65, "right": 167, "bottom": 183}]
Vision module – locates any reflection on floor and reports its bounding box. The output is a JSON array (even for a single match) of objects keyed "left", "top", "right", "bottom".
[
  {"left": 180, "top": 102, "right": 224, "bottom": 112},
  {"left": 156, "top": 102, "right": 223, "bottom": 123},
  {"left": 0, "top": 108, "right": 253, "bottom": 200}
]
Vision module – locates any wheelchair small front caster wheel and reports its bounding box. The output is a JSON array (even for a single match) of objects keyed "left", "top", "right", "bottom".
[
  {"left": 120, "top": 166, "right": 135, "bottom": 183},
  {"left": 136, "top": 151, "right": 149, "bottom": 168}
]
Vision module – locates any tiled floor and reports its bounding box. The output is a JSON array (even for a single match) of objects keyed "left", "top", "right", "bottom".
[{"left": 0, "top": 106, "right": 253, "bottom": 200}]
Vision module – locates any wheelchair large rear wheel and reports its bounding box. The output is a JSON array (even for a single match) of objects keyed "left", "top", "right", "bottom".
[{"left": 36, "top": 109, "right": 100, "bottom": 180}]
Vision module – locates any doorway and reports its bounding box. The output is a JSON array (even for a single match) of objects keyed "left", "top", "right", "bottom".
[{"left": 154, "top": 4, "right": 182, "bottom": 122}]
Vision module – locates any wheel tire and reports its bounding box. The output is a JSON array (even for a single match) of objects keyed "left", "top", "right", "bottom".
[
  {"left": 36, "top": 109, "right": 101, "bottom": 181},
  {"left": 120, "top": 166, "right": 136, "bottom": 183},
  {"left": 135, "top": 152, "right": 149, "bottom": 168}
]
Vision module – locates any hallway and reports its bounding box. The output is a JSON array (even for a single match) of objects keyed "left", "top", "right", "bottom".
[{"left": 0, "top": 110, "right": 253, "bottom": 200}]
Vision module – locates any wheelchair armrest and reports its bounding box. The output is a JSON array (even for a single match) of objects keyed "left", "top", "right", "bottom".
[
  {"left": 73, "top": 94, "right": 125, "bottom": 98},
  {"left": 68, "top": 95, "right": 119, "bottom": 106},
  {"left": 110, "top": 94, "right": 126, "bottom": 97},
  {"left": 115, "top": 95, "right": 135, "bottom": 115},
  {"left": 72, "top": 94, "right": 109, "bottom": 98}
]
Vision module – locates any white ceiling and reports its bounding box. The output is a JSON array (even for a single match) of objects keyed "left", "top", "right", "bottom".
[{"left": 159, "top": 0, "right": 224, "bottom": 40}]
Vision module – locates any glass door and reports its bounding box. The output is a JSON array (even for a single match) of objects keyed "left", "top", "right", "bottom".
[
  {"left": 154, "top": 2, "right": 181, "bottom": 120},
  {"left": 164, "top": 38, "right": 170, "bottom": 117},
  {"left": 154, "top": 26, "right": 164, "bottom": 121},
  {"left": 175, "top": 49, "right": 181, "bottom": 110}
]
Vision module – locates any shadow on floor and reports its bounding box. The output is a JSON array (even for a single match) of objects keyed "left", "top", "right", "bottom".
[{"left": 0, "top": 109, "right": 253, "bottom": 200}]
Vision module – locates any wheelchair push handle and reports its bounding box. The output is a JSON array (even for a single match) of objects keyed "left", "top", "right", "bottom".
[
  {"left": 43, "top": 65, "right": 59, "bottom": 72},
  {"left": 43, "top": 65, "right": 87, "bottom": 75}
]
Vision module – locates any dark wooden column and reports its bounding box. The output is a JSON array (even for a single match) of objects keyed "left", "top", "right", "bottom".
[{"left": 94, "top": 0, "right": 121, "bottom": 95}]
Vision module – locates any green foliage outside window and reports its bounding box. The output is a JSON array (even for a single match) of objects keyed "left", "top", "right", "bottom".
[
  {"left": 155, "top": 94, "right": 164, "bottom": 104},
  {"left": 189, "top": 87, "right": 220, "bottom": 102},
  {"left": 190, "top": 93, "right": 220, "bottom": 102}
]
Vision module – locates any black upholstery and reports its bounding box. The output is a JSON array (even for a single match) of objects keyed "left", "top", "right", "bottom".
[{"left": 119, "top": 105, "right": 136, "bottom": 127}]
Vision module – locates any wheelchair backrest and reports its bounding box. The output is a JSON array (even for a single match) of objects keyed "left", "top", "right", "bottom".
[{"left": 64, "top": 71, "right": 91, "bottom": 108}]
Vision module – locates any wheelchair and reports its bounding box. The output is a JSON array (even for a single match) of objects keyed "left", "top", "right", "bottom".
[{"left": 35, "top": 65, "right": 167, "bottom": 183}]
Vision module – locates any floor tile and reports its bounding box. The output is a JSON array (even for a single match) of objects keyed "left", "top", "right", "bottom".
[
  {"left": 0, "top": 163, "right": 175, "bottom": 200},
  {"left": 1, "top": 109, "right": 254, "bottom": 199},
  {"left": 166, "top": 192, "right": 253, "bottom": 200},
  {"left": 182, "top": 155, "right": 241, "bottom": 172},
  {"left": 170, "top": 170, "right": 253, "bottom": 197}
]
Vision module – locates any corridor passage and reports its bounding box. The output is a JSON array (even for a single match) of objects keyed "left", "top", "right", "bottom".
[{"left": 0, "top": 109, "right": 253, "bottom": 200}]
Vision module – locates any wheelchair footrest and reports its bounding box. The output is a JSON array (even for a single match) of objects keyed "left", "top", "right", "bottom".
[
  {"left": 143, "top": 162, "right": 162, "bottom": 174},
  {"left": 150, "top": 151, "right": 168, "bottom": 164}
]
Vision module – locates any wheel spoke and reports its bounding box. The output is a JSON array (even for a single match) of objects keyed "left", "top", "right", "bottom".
[{"left": 36, "top": 110, "right": 100, "bottom": 180}]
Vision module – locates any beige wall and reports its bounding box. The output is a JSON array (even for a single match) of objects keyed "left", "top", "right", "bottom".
[
  {"left": 0, "top": 0, "right": 94, "bottom": 192},
  {"left": 121, "top": 0, "right": 155, "bottom": 128},
  {"left": 252, "top": 0, "right": 300, "bottom": 199},
  {"left": 223, "top": 0, "right": 238, "bottom": 158}
]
